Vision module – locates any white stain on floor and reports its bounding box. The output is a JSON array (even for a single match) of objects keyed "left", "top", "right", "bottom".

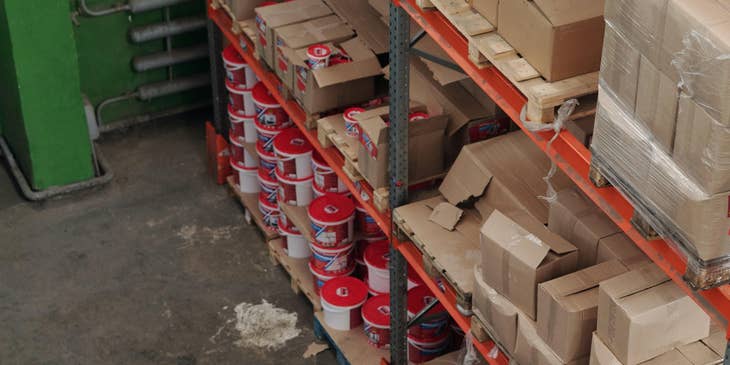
[
  {"left": 176, "top": 224, "right": 240, "bottom": 248},
  {"left": 232, "top": 300, "right": 301, "bottom": 350}
]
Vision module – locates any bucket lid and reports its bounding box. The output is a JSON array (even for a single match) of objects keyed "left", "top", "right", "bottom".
[
  {"left": 275, "top": 167, "right": 313, "bottom": 184},
  {"left": 222, "top": 44, "right": 245, "bottom": 65},
  {"left": 225, "top": 77, "right": 250, "bottom": 93},
  {"left": 257, "top": 168, "right": 278, "bottom": 184},
  {"left": 321, "top": 276, "right": 367, "bottom": 309},
  {"left": 362, "top": 294, "right": 391, "bottom": 328},
  {"left": 258, "top": 193, "right": 279, "bottom": 209},
  {"left": 307, "top": 44, "right": 332, "bottom": 59},
  {"left": 254, "top": 116, "right": 282, "bottom": 132},
  {"left": 364, "top": 240, "right": 390, "bottom": 270},
  {"left": 343, "top": 107, "right": 366, "bottom": 123},
  {"left": 274, "top": 128, "right": 312, "bottom": 155},
  {"left": 308, "top": 194, "right": 355, "bottom": 223},
  {"left": 279, "top": 222, "right": 301, "bottom": 236},
  {"left": 409, "top": 112, "right": 429, "bottom": 122},
  {"left": 227, "top": 103, "right": 253, "bottom": 119},
  {"left": 308, "top": 260, "right": 355, "bottom": 278},
  {"left": 252, "top": 82, "right": 278, "bottom": 106},
  {"left": 407, "top": 285, "right": 446, "bottom": 317}
]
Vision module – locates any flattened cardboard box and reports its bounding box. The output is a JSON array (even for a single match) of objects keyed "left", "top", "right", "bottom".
[
  {"left": 537, "top": 260, "right": 628, "bottom": 363},
  {"left": 548, "top": 188, "right": 621, "bottom": 269},
  {"left": 274, "top": 16, "right": 354, "bottom": 91},
  {"left": 473, "top": 265, "right": 520, "bottom": 354},
  {"left": 590, "top": 331, "right": 723, "bottom": 365},
  {"left": 356, "top": 107, "right": 448, "bottom": 190},
  {"left": 254, "top": 0, "right": 332, "bottom": 68},
  {"left": 514, "top": 316, "right": 588, "bottom": 365},
  {"left": 498, "top": 0, "right": 605, "bottom": 81},
  {"left": 440, "top": 131, "right": 573, "bottom": 224},
  {"left": 597, "top": 263, "right": 711, "bottom": 365},
  {"left": 480, "top": 209, "right": 578, "bottom": 320},
  {"left": 292, "top": 37, "right": 382, "bottom": 114},
  {"left": 595, "top": 233, "right": 650, "bottom": 270}
]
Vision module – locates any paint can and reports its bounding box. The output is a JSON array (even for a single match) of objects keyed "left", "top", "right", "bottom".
[
  {"left": 343, "top": 107, "right": 365, "bottom": 137},
  {"left": 362, "top": 294, "right": 391, "bottom": 349},
  {"left": 364, "top": 240, "right": 390, "bottom": 294},
  {"left": 256, "top": 140, "right": 278, "bottom": 178},
  {"left": 312, "top": 152, "right": 347, "bottom": 193},
  {"left": 257, "top": 168, "right": 278, "bottom": 204},
  {"left": 407, "top": 334, "right": 450, "bottom": 363},
  {"left": 356, "top": 204, "right": 384, "bottom": 238},
  {"left": 275, "top": 169, "right": 313, "bottom": 207},
  {"left": 280, "top": 222, "right": 309, "bottom": 259},
  {"left": 320, "top": 276, "right": 368, "bottom": 331},
  {"left": 274, "top": 128, "right": 313, "bottom": 180},
  {"left": 258, "top": 192, "right": 279, "bottom": 228},
  {"left": 225, "top": 78, "right": 255, "bottom": 115},
  {"left": 222, "top": 44, "right": 256, "bottom": 88},
  {"left": 252, "top": 82, "right": 288, "bottom": 128},
  {"left": 309, "top": 260, "right": 355, "bottom": 295},
  {"left": 310, "top": 240, "right": 354, "bottom": 275},
  {"left": 306, "top": 44, "right": 331, "bottom": 70},
  {"left": 231, "top": 159, "right": 259, "bottom": 194},
  {"left": 308, "top": 194, "right": 355, "bottom": 247},
  {"left": 407, "top": 285, "right": 450, "bottom": 340}
]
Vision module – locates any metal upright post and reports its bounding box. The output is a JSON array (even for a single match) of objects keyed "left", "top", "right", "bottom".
[
  {"left": 207, "top": 18, "right": 228, "bottom": 135},
  {"left": 389, "top": 2, "right": 410, "bottom": 364}
]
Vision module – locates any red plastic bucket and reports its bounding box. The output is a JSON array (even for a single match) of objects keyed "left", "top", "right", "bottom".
[
  {"left": 256, "top": 140, "right": 278, "bottom": 178},
  {"left": 255, "top": 117, "right": 284, "bottom": 153},
  {"left": 258, "top": 194, "right": 279, "bottom": 228},
  {"left": 280, "top": 222, "right": 309, "bottom": 259},
  {"left": 226, "top": 79, "right": 254, "bottom": 115},
  {"left": 228, "top": 104, "right": 257, "bottom": 144},
  {"left": 356, "top": 204, "right": 385, "bottom": 239},
  {"left": 231, "top": 159, "right": 259, "bottom": 194},
  {"left": 308, "top": 194, "right": 356, "bottom": 247},
  {"left": 274, "top": 128, "right": 313, "bottom": 180},
  {"left": 275, "top": 169, "right": 313, "bottom": 207},
  {"left": 312, "top": 152, "right": 347, "bottom": 193},
  {"left": 364, "top": 241, "right": 390, "bottom": 294},
  {"left": 309, "top": 260, "right": 355, "bottom": 295},
  {"left": 407, "top": 286, "right": 450, "bottom": 340},
  {"left": 321, "top": 276, "right": 368, "bottom": 331},
  {"left": 310, "top": 240, "right": 354, "bottom": 275},
  {"left": 229, "top": 136, "right": 245, "bottom": 163},
  {"left": 407, "top": 334, "right": 450, "bottom": 363},
  {"left": 306, "top": 44, "right": 332, "bottom": 70},
  {"left": 222, "top": 45, "right": 257, "bottom": 88},
  {"left": 407, "top": 266, "right": 426, "bottom": 290},
  {"left": 409, "top": 112, "right": 430, "bottom": 122},
  {"left": 362, "top": 294, "right": 391, "bottom": 349},
  {"left": 278, "top": 209, "right": 298, "bottom": 233},
  {"left": 257, "top": 168, "right": 278, "bottom": 204},
  {"left": 252, "top": 82, "right": 288, "bottom": 128},
  {"left": 343, "top": 107, "right": 365, "bottom": 137}
]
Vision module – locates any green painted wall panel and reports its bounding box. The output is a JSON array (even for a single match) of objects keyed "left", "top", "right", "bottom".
[
  {"left": 0, "top": 1, "right": 95, "bottom": 189},
  {"left": 71, "top": 0, "right": 209, "bottom": 124}
]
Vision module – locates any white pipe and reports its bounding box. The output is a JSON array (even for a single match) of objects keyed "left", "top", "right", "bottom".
[{"left": 79, "top": 0, "right": 130, "bottom": 16}]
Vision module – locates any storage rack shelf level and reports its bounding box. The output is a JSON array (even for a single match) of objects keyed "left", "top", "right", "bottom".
[
  {"left": 207, "top": 2, "right": 391, "bottom": 240},
  {"left": 389, "top": 0, "right": 730, "bottom": 364}
]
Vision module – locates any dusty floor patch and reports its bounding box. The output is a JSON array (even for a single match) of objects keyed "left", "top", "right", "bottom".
[{"left": 233, "top": 300, "right": 301, "bottom": 350}]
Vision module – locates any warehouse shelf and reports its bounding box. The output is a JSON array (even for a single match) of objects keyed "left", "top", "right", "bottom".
[
  {"left": 393, "top": 0, "right": 730, "bottom": 345},
  {"left": 207, "top": 3, "right": 391, "bottom": 239}
]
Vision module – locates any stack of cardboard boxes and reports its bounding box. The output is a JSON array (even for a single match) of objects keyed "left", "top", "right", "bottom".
[{"left": 590, "top": 0, "right": 730, "bottom": 274}]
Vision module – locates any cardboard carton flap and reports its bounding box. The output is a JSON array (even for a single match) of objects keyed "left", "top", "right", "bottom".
[
  {"left": 256, "top": 0, "right": 332, "bottom": 27},
  {"left": 439, "top": 147, "right": 494, "bottom": 206},
  {"left": 543, "top": 260, "right": 627, "bottom": 298},
  {"left": 677, "top": 340, "right": 722, "bottom": 364},
  {"left": 600, "top": 262, "right": 668, "bottom": 301},
  {"left": 311, "top": 38, "right": 382, "bottom": 88},
  {"left": 429, "top": 202, "right": 463, "bottom": 231},
  {"left": 508, "top": 210, "right": 577, "bottom": 255},
  {"left": 409, "top": 115, "right": 449, "bottom": 137},
  {"left": 482, "top": 210, "right": 551, "bottom": 269},
  {"left": 532, "top": 0, "right": 605, "bottom": 26},
  {"left": 358, "top": 115, "right": 388, "bottom": 146}
]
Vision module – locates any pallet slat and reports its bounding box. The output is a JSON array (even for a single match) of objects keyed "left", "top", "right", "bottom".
[{"left": 268, "top": 238, "right": 322, "bottom": 311}]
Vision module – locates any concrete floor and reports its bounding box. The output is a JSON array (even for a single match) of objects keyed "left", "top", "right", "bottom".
[{"left": 0, "top": 113, "right": 338, "bottom": 365}]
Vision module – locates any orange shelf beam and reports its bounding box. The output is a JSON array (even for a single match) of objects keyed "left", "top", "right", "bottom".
[
  {"left": 394, "top": 0, "right": 730, "bottom": 332},
  {"left": 208, "top": 4, "right": 392, "bottom": 239}
]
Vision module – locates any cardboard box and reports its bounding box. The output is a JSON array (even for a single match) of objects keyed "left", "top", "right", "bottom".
[
  {"left": 356, "top": 106, "right": 448, "bottom": 190},
  {"left": 603, "top": 0, "right": 669, "bottom": 66},
  {"left": 254, "top": 0, "right": 332, "bottom": 68},
  {"left": 549, "top": 188, "right": 621, "bottom": 269},
  {"left": 274, "top": 16, "right": 354, "bottom": 90},
  {"left": 471, "top": 0, "right": 499, "bottom": 26},
  {"left": 227, "top": 0, "right": 258, "bottom": 21},
  {"left": 674, "top": 94, "right": 730, "bottom": 195},
  {"left": 498, "top": 0, "right": 605, "bottom": 82},
  {"left": 565, "top": 116, "right": 595, "bottom": 147},
  {"left": 514, "top": 316, "right": 589, "bottom": 365},
  {"left": 597, "top": 263, "right": 711, "bottom": 365},
  {"left": 661, "top": 0, "right": 730, "bottom": 125},
  {"left": 600, "top": 23, "right": 640, "bottom": 111},
  {"left": 635, "top": 55, "right": 679, "bottom": 153},
  {"left": 323, "top": 0, "right": 389, "bottom": 55},
  {"left": 440, "top": 131, "right": 574, "bottom": 224},
  {"left": 292, "top": 37, "right": 382, "bottom": 114},
  {"left": 481, "top": 209, "right": 579, "bottom": 319},
  {"left": 590, "top": 332, "right": 723, "bottom": 365},
  {"left": 473, "top": 265, "right": 520, "bottom": 353},
  {"left": 537, "top": 261, "right": 628, "bottom": 363},
  {"left": 596, "top": 233, "right": 651, "bottom": 269}
]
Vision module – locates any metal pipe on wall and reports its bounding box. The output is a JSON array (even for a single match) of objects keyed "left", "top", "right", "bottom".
[
  {"left": 132, "top": 44, "right": 208, "bottom": 72},
  {"left": 128, "top": 0, "right": 193, "bottom": 13}
]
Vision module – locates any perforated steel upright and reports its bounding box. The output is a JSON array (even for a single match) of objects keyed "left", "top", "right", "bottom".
[
  {"left": 206, "top": 19, "right": 229, "bottom": 134},
  {"left": 388, "top": 2, "right": 410, "bottom": 364}
]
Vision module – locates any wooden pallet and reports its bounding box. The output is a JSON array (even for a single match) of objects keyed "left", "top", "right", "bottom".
[
  {"left": 313, "top": 311, "right": 390, "bottom": 365},
  {"left": 317, "top": 115, "right": 359, "bottom": 163},
  {"left": 268, "top": 238, "right": 322, "bottom": 311},
  {"left": 393, "top": 201, "right": 476, "bottom": 313},
  {"left": 226, "top": 176, "right": 279, "bottom": 241},
  {"left": 469, "top": 308, "right": 514, "bottom": 362},
  {"left": 373, "top": 188, "right": 389, "bottom": 213},
  {"left": 418, "top": 0, "right": 598, "bottom": 123},
  {"left": 589, "top": 155, "right": 730, "bottom": 290}
]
